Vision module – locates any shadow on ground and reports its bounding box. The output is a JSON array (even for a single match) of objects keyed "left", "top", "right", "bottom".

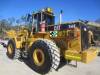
[{"left": 18, "top": 57, "right": 77, "bottom": 74}]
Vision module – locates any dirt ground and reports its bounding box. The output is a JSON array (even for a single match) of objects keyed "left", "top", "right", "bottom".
[{"left": 0, "top": 44, "right": 100, "bottom": 75}]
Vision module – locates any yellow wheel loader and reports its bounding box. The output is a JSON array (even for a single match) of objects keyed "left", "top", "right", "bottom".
[{"left": 6, "top": 8, "right": 98, "bottom": 74}]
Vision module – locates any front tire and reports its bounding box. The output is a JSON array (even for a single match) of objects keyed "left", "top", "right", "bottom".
[
  {"left": 7, "top": 39, "right": 16, "bottom": 59},
  {"left": 6, "top": 39, "right": 20, "bottom": 59}
]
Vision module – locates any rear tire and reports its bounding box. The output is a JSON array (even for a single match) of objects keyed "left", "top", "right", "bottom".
[{"left": 29, "top": 39, "right": 60, "bottom": 74}]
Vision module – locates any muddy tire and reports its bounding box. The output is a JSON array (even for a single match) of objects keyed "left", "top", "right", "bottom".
[{"left": 29, "top": 39, "right": 60, "bottom": 74}]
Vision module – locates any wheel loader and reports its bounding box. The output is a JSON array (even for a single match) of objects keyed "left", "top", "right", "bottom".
[{"left": 5, "top": 8, "right": 98, "bottom": 74}]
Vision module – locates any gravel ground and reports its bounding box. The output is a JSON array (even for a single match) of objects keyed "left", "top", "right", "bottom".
[{"left": 0, "top": 44, "right": 100, "bottom": 75}]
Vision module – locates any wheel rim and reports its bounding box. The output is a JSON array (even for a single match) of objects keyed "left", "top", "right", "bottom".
[
  {"left": 33, "top": 49, "right": 45, "bottom": 66},
  {"left": 8, "top": 44, "right": 13, "bottom": 54}
]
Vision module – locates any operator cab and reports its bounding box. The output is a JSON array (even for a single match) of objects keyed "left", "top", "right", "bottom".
[{"left": 32, "top": 8, "right": 55, "bottom": 32}]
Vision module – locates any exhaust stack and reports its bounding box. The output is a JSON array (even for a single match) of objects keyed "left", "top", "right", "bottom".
[{"left": 60, "top": 10, "right": 63, "bottom": 24}]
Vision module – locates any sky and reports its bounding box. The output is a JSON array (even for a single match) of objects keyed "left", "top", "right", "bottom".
[{"left": 0, "top": 0, "right": 100, "bottom": 23}]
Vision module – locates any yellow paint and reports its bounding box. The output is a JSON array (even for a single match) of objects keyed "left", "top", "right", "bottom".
[
  {"left": 65, "top": 50, "right": 82, "bottom": 61},
  {"left": 33, "top": 49, "right": 45, "bottom": 66},
  {"left": 8, "top": 44, "right": 13, "bottom": 54},
  {"left": 82, "top": 47, "right": 98, "bottom": 63},
  {"left": 6, "top": 24, "right": 98, "bottom": 64},
  {"left": 65, "top": 47, "right": 98, "bottom": 63},
  {"left": 47, "top": 8, "right": 52, "bottom": 13}
]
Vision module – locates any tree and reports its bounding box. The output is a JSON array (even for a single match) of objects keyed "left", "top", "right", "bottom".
[
  {"left": 7, "top": 17, "right": 15, "bottom": 26},
  {"left": 95, "top": 18, "right": 100, "bottom": 24}
]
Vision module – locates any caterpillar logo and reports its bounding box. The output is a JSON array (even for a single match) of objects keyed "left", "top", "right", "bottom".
[{"left": 50, "top": 31, "right": 58, "bottom": 37}]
